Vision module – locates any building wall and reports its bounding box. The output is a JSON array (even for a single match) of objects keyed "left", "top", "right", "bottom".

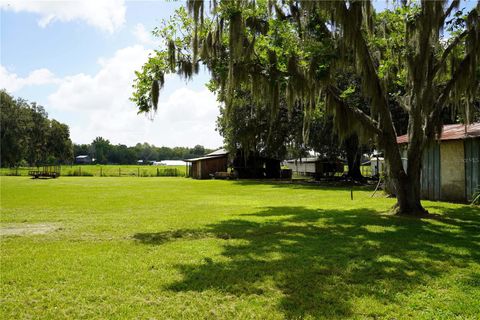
[
  {"left": 285, "top": 162, "right": 316, "bottom": 175},
  {"left": 75, "top": 157, "right": 91, "bottom": 164},
  {"left": 421, "top": 144, "right": 441, "bottom": 200},
  {"left": 401, "top": 138, "right": 478, "bottom": 203},
  {"left": 190, "top": 156, "right": 228, "bottom": 179},
  {"left": 465, "top": 138, "right": 480, "bottom": 201},
  {"left": 440, "top": 140, "right": 465, "bottom": 201},
  {"left": 201, "top": 157, "right": 228, "bottom": 179}
]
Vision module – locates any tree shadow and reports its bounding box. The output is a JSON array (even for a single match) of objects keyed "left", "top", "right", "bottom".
[
  {"left": 133, "top": 205, "right": 480, "bottom": 318},
  {"left": 133, "top": 229, "right": 216, "bottom": 245},
  {"left": 231, "top": 179, "right": 375, "bottom": 191}
]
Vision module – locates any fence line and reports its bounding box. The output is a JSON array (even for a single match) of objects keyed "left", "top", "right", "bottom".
[{"left": 0, "top": 166, "right": 184, "bottom": 177}]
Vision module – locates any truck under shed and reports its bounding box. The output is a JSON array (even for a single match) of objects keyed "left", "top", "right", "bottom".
[{"left": 397, "top": 123, "right": 480, "bottom": 202}]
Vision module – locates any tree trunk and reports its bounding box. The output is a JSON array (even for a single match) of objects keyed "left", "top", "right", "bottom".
[
  {"left": 344, "top": 134, "right": 363, "bottom": 181},
  {"left": 386, "top": 146, "right": 428, "bottom": 216},
  {"left": 392, "top": 171, "right": 428, "bottom": 216}
]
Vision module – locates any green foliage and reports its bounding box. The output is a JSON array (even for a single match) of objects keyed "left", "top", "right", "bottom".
[
  {"left": 91, "top": 137, "right": 111, "bottom": 165},
  {"left": 0, "top": 91, "right": 73, "bottom": 167},
  {"left": 131, "top": 0, "right": 480, "bottom": 213},
  {"left": 216, "top": 88, "right": 305, "bottom": 160},
  {"left": 73, "top": 138, "right": 214, "bottom": 165},
  {"left": 131, "top": 7, "right": 200, "bottom": 113},
  {"left": 472, "top": 186, "right": 480, "bottom": 205},
  {"left": 0, "top": 91, "right": 30, "bottom": 166}
]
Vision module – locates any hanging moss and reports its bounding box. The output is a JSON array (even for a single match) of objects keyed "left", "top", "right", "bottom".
[
  {"left": 150, "top": 80, "right": 159, "bottom": 111},
  {"left": 246, "top": 16, "right": 269, "bottom": 34},
  {"left": 167, "top": 40, "right": 176, "bottom": 72},
  {"left": 229, "top": 11, "right": 244, "bottom": 60},
  {"left": 177, "top": 60, "right": 194, "bottom": 80}
]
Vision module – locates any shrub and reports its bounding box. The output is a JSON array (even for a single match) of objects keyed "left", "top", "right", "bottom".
[{"left": 472, "top": 187, "right": 480, "bottom": 205}]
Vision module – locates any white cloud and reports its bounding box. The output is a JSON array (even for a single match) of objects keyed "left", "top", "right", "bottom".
[
  {"left": 0, "top": 0, "right": 126, "bottom": 33},
  {"left": 46, "top": 45, "right": 222, "bottom": 148},
  {"left": 133, "top": 23, "right": 160, "bottom": 47},
  {"left": 0, "top": 65, "right": 60, "bottom": 92},
  {"left": 49, "top": 45, "right": 150, "bottom": 112}
]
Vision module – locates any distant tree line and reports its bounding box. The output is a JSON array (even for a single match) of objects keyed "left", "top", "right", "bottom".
[
  {"left": 74, "top": 138, "right": 214, "bottom": 165},
  {"left": 1, "top": 91, "right": 73, "bottom": 167},
  {"left": 1, "top": 91, "right": 215, "bottom": 167}
]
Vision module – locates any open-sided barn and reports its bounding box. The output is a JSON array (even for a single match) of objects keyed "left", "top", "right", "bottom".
[
  {"left": 284, "top": 158, "right": 318, "bottom": 176},
  {"left": 284, "top": 157, "right": 344, "bottom": 179},
  {"left": 185, "top": 149, "right": 229, "bottom": 179},
  {"left": 397, "top": 123, "right": 480, "bottom": 202}
]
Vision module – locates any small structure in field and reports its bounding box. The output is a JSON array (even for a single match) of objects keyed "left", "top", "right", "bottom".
[
  {"left": 160, "top": 160, "right": 186, "bottom": 166},
  {"left": 151, "top": 160, "right": 186, "bottom": 166},
  {"left": 284, "top": 157, "right": 344, "bottom": 179},
  {"left": 397, "top": 123, "right": 480, "bottom": 202},
  {"left": 75, "top": 155, "right": 91, "bottom": 164},
  {"left": 29, "top": 165, "right": 61, "bottom": 179},
  {"left": 185, "top": 149, "right": 229, "bottom": 179},
  {"left": 369, "top": 156, "right": 385, "bottom": 177},
  {"left": 284, "top": 157, "right": 317, "bottom": 176}
]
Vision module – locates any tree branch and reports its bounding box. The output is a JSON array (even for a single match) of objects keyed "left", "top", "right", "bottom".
[
  {"left": 440, "top": 0, "right": 461, "bottom": 27},
  {"left": 337, "top": 1, "right": 397, "bottom": 139},
  {"left": 326, "top": 85, "right": 383, "bottom": 137},
  {"left": 426, "top": 51, "right": 474, "bottom": 131},
  {"left": 432, "top": 29, "right": 468, "bottom": 77}
]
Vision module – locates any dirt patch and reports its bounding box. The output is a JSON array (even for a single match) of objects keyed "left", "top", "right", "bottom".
[{"left": 0, "top": 223, "right": 59, "bottom": 236}]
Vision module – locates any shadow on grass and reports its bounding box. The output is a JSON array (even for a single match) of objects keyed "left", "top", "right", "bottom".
[
  {"left": 231, "top": 179, "right": 376, "bottom": 191},
  {"left": 134, "top": 205, "right": 480, "bottom": 318},
  {"left": 132, "top": 229, "right": 216, "bottom": 245}
]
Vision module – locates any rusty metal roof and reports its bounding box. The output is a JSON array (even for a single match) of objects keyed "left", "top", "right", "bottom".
[{"left": 397, "top": 122, "right": 480, "bottom": 144}]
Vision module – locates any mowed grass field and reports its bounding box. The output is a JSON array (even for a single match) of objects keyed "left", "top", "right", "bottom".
[{"left": 1, "top": 177, "right": 479, "bottom": 319}]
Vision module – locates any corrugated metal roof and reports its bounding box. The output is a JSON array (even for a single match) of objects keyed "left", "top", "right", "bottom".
[
  {"left": 184, "top": 148, "right": 228, "bottom": 162},
  {"left": 206, "top": 148, "right": 228, "bottom": 156},
  {"left": 397, "top": 123, "right": 480, "bottom": 144},
  {"left": 285, "top": 157, "right": 319, "bottom": 163},
  {"left": 184, "top": 155, "right": 226, "bottom": 162}
]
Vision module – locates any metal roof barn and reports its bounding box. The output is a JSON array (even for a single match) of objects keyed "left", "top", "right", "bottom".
[
  {"left": 184, "top": 149, "right": 229, "bottom": 179},
  {"left": 397, "top": 123, "right": 480, "bottom": 202}
]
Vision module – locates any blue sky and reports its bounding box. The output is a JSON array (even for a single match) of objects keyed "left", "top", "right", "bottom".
[
  {"left": 0, "top": 1, "right": 472, "bottom": 148},
  {"left": 1, "top": 0, "right": 218, "bottom": 148}
]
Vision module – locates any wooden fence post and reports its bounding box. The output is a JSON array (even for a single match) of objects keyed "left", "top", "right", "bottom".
[
  {"left": 119, "top": 168, "right": 121, "bottom": 176},
  {"left": 138, "top": 167, "right": 140, "bottom": 177}
]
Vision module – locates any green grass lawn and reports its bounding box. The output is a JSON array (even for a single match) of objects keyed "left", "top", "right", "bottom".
[{"left": 1, "top": 177, "right": 479, "bottom": 319}]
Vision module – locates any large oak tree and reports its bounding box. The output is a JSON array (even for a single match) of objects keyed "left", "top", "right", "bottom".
[{"left": 133, "top": 0, "right": 479, "bottom": 216}]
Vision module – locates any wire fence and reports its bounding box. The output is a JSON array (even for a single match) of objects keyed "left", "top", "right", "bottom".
[{"left": 0, "top": 165, "right": 186, "bottom": 177}]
